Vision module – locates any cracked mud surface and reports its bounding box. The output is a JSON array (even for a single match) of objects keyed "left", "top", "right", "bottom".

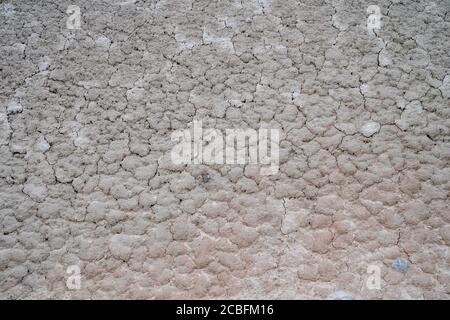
[{"left": 1, "top": 0, "right": 449, "bottom": 299}]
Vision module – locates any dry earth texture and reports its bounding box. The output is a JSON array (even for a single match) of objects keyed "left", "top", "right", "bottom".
[{"left": 0, "top": 0, "right": 449, "bottom": 299}]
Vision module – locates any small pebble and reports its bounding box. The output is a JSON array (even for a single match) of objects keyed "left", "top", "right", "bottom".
[
  {"left": 38, "top": 56, "right": 51, "bottom": 71},
  {"left": 95, "top": 36, "right": 111, "bottom": 48},
  {"left": 360, "top": 120, "right": 380, "bottom": 137},
  {"left": 392, "top": 258, "right": 408, "bottom": 272},
  {"left": 327, "top": 291, "right": 353, "bottom": 300},
  {"left": 36, "top": 136, "right": 50, "bottom": 153},
  {"left": 202, "top": 173, "right": 210, "bottom": 183},
  {"left": 7, "top": 100, "right": 23, "bottom": 114}
]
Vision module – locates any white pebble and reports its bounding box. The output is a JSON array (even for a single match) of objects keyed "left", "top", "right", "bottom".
[{"left": 360, "top": 120, "right": 381, "bottom": 137}]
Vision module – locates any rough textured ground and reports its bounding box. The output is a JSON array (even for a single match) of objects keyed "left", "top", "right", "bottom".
[{"left": 0, "top": 0, "right": 449, "bottom": 299}]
